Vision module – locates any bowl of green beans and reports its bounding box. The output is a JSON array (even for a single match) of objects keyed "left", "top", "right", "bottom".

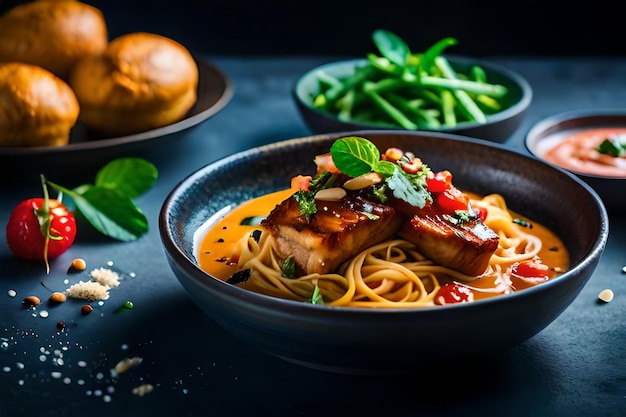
[{"left": 293, "top": 30, "right": 532, "bottom": 143}]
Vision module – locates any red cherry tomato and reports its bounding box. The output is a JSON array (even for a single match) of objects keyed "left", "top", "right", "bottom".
[
  {"left": 435, "top": 283, "right": 474, "bottom": 305},
  {"left": 511, "top": 260, "right": 550, "bottom": 279},
  {"left": 473, "top": 206, "right": 488, "bottom": 222},
  {"left": 426, "top": 170, "right": 453, "bottom": 193},
  {"left": 435, "top": 186, "right": 469, "bottom": 213},
  {"left": 6, "top": 198, "right": 76, "bottom": 261}
]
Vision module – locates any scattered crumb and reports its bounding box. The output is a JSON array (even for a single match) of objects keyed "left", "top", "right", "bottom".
[
  {"left": 132, "top": 383, "right": 154, "bottom": 396},
  {"left": 69, "top": 258, "right": 87, "bottom": 272},
  {"left": 114, "top": 356, "right": 143, "bottom": 374},
  {"left": 89, "top": 268, "right": 121, "bottom": 288},
  {"left": 598, "top": 289, "right": 614, "bottom": 303},
  {"left": 22, "top": 296, "right": 41, "bottom": 307},
  {"left": 48, "top": 292, "right": 67, "bottom": 304},
  {"left": 66, "top": 281, "right": 110, "bottom": 301}
]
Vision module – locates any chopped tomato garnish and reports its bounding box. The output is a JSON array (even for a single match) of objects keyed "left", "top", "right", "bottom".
[
  {"left": 511, "top": 260, "right": 550, "bottom": 279},
  {"left": 510, "top": 260, "right": 551, "bottom": 289},
  {"left": 426, "top": 170, "right": 453, "bottom": 193},
  {"left": 435, "top": 186, "right": 469, "bottom": 213},
  {"left": 435, "top": 283, "right": 474, "bottom": 305},
  {"left": 473, "top": 206, "right": 488, "bottom": 222},
  {"left": 290, "top": 175, "right": 312, "bottom": 191},
  {"left": 314, "top": 153, "right": 341, "bottom": 174}
]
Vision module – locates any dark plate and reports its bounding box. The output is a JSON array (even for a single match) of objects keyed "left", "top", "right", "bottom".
[
  {"left": 525, "top": 109, "right": 626, "bottom": 213},
  {"left": 0, "top": 58, "right": 233, "bottom": 184}
]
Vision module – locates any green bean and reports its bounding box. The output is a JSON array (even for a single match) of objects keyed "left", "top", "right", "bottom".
[
  {"left": 364, "top": 87, "right": 418, "bottom": 130},
  {"left": 441, "top": 90, "right": 456, "bottom": 127},
  {"left": 435, "top": 56, "right": 487, "bottom": 123}
]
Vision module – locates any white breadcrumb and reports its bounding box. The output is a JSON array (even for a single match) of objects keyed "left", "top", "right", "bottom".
[
  {"left": 65, "top": 281, "right": 110, "bottom": 301},
  {"left": 89, "top": 267, "right": 121, "bottom": 288}
]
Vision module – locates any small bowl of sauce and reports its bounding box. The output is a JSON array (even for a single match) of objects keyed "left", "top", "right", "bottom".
[{"left": 526, "top": 109, "right": 626, "bottom": 213}]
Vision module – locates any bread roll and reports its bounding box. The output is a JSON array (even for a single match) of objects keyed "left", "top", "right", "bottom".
[
  {"left": 69, "top": 32, "right": 198, "bottom": 136},
  {"left": 0, "top": 0, "right": 108, "bottom": 80},
  {"left": 69, "top": 32, "right": 199, "bottom": 137},
  {"left": 0, "top": 62, "right": 80, "bottom": 147}
]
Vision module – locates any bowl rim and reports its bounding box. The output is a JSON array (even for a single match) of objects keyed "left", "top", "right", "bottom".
[
  {"left": 160, "top": 130, "right": 609, "bottom": 317},
  {"left": 292, "top": 56, "right": 533, "bottom": 132},
  {"left": 525, "top": 108, "right": 626, "bottom": 180}
]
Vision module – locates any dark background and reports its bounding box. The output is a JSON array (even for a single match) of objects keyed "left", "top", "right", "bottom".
[{"left": 1, "top": 0, "right": 624, "bottom": 57}]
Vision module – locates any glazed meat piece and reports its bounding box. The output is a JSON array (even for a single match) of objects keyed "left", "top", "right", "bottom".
[
  {"left": 261, "top": 192, "right": 404, "bottom": 275},
  {"left": 397, "top": 205, "right": 499, "bottom": 276}
]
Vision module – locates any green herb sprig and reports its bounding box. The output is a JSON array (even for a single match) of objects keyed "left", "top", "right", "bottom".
[
  {"left": 596, "top": 137, "right": 626, "bottom": 157},
  {"left": 330, "top": 136, "right": 432, "bottom": 208},
  {"left": 45, "top": 157, "right": 158, "bottom": 241}
]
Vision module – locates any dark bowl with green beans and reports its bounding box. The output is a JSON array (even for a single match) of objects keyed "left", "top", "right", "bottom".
[{"left": 293, "top": 57, "right": 532, "bottom": 143}]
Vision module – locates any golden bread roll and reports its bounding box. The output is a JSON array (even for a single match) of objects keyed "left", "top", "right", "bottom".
[
  {"left": 69, "top": 32, "right": 199, "bottom": 137},
  {"left": 0, "top": 0, "right": 108, "bottom": 80},
  {"left": 0, "top": 62, "right": 80, "bottom": 147}
]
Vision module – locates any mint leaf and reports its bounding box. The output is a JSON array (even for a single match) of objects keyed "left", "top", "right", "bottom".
[
  {"left": 330, "top": 136, "right": 380, "bottom": 177},
  {"left": 70, "top": 186, "right": 148, "bottom": 241},
  {"left": 95, "top": 157, "right": 158, "bottom": 199}
]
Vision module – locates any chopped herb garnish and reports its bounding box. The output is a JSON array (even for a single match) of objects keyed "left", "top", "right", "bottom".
[
  {"left": 251, "top": 229, "right": 262, "bottom": 243},
  {"left": 281, "top": 256, "right": 296, "bottom": 278},
  {"left": 513, "top": 218, "right": 533, "bottom": 228},
  {"left": 294, "top": 171, "right": 338, "bottom": 220},
  {"left": 596, "top": 137, "right": 625, "bottom": 157},
  {"left": 311, "top": 285, "right": 324, "bottom": 305},
  {"left": 328, "top": 136, "right": 432, "bottom": 208},
  {"left": 227, "top": 268, "right": 252, "bottom": 284},
  {"left": 294, "top": 190, "right": 318, "bottom": 219}
]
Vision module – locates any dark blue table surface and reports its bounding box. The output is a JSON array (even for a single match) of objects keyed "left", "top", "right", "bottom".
[{"left": 1, "top": 56, "right": 625, "bottom": 417}]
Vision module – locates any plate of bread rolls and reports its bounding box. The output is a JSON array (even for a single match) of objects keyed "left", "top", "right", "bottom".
[{"left": 0, "top": 1, "right": 233, "bottom": 183}]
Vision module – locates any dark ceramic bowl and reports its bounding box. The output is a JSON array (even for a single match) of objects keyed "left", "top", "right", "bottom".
[
  {"left": 0, "top": 58, "right": 233, "bottom": 185},
  {"left": 525, "top": 109, "right": 626, "bottom": 213},
  {"left": 159, "top": 130, "right": 608, "bottom": 375},
  {"left": 293, "top": 58, "right": 532, "bottom": 143}
]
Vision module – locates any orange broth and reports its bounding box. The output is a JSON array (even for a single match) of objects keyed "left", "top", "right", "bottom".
[
  {"left": 197, "top": 189, "right": 570, "bottom": 303},
  {"left": 542, "top": 127, "right": 626, "bottom": 177}
]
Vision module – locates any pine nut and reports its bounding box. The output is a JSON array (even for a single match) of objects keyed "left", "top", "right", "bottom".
[
  {"left": 343, "top": 172, "right": 383, "bottom": 190},
  {"left": 314, "top": 187, "right": 347, "bottom": 201}
]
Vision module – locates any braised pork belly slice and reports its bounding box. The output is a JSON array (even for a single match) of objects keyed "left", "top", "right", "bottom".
[
  {"left": 261, "top": 193, "right": 404, "bottom": 275},
  {"left": 397, "top": 205, "right": 499, "bottom": 277}
]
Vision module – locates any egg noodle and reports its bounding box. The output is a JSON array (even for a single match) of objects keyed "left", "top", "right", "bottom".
[{"left": 230, "top": 193, "right": 547, "bottom": 308}]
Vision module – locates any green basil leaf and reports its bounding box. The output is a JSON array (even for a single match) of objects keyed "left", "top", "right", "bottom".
[
  {"left": 95, "top": 157, "right": 158, "bottom": 199},
  {"left": 72, "top": 185, "right": 149, "bottom": 241},
  {"left": 372, "top": 29, "right": 409, "bottom": 68},
  {"left": 330, "top": 136, "right": 380, "bottom": 177},
  {"left": 374, "top": 160, "right": 397, "bottom": 177}
]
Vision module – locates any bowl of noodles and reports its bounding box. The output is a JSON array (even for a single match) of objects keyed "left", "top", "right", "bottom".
[{"left": 159, "top": 130, "right": 609, "bottom": 375}]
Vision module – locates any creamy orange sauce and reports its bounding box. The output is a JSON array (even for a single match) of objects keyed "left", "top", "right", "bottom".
[
  {"left": 197, "top": 189, "right": 570, "bottom": 302},
  {"left": 542, "top": 128, "right": 626, "bottom": 177}
]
